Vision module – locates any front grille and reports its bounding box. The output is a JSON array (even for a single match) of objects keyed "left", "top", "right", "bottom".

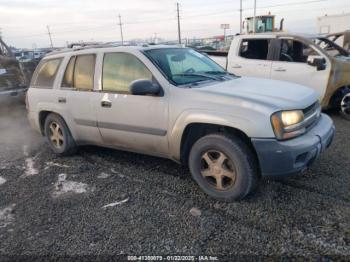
[{"left": 303, "top": 101, "right": 321, "bottom": 130}]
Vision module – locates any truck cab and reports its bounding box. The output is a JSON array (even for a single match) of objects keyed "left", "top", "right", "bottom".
[{"left": 211, "top": 33, "right": 350, "bottom": 119}]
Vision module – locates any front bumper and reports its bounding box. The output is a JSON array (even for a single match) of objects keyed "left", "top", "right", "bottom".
[{"left": 252, "top": 114, "right": 335, "bottom": 177}]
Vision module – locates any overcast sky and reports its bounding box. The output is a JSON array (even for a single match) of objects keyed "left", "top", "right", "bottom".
[{"left": 0, "top": 0, "right": 349, "bottom": 48}]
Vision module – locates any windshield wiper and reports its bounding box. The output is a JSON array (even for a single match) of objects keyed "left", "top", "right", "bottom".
[
  {"left": 203, "top": 71, "right": 227, "bottom": 75},
  {"left": 172, "top": 73, "right": 221, "bottom": 81}
]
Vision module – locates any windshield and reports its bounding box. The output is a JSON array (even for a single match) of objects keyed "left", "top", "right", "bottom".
[
  {"left": 144, "top": 48, "right": 226, "bottom": 85},
  {"left": 312, "top": 37, "right": 349, "bottom": 57}
]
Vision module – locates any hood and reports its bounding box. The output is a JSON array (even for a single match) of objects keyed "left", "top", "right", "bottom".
[{"left": 195, "top": 77, "right": 318, "bottom": 110}]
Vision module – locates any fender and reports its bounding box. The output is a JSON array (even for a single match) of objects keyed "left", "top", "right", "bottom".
[
  {"left": 36, "top": 102, "right": 78, "bottom": 140},
  {"left": 168, "top": 109, "right": 275, "bottom": 161}
]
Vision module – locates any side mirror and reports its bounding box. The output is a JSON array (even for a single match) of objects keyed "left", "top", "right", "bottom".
[
  {"left": 307, "top": 57, "right": 326, "bottom": 71},
  {"left": 129, "top": 79, "right": 161, "bottom": 96}
]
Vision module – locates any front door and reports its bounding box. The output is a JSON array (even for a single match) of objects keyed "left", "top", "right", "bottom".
[
  {"left": 270, "top": 38, "right": 330, "bottom": 100},
  {"left": 96, "top": 52, "right": 169, "bottom": 156}
]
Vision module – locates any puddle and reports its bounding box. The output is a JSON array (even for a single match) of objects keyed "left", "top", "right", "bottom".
[
  {"left": 0, "top": 204, "right": 15, "bottom": 228},
  {"left": 0, "top": 176, "right": 6, "bottom": 185},
  {"left": 52, "top": 174, "right": 92, "bottom": 197}
]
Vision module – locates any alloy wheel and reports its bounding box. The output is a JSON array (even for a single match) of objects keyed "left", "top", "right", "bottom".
[
  {"left": 49, "top": 122, "right": 64, "bottom": 149},
  {"left": 341, "top": 93, "right": 350, "bottom": 117},
  {"left": 200, "top": 150, "right": 237, "bottom": 191}
]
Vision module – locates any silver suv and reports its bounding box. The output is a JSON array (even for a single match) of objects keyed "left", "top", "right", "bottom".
[{"left": 27, "top": 45, "right": 335, "bottom": 201}]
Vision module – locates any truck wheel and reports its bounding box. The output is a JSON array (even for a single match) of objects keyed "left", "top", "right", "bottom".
[
  {"left": 188, "top": 133, "right": 258, "bottom": 202},
  {"left": 44, "top": 113, "right": 77, "bottom": 156},
  {"left": 340, "top": 92, "right": 350, "bottom": 120}
]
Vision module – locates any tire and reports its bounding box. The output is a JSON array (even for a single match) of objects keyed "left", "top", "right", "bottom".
[
  {"left": 340, "top": 92, "right": 350, "bottom": 120},
  {"left": 44, "top": 113, "right": 77, "bottom": 156},
  {"left": 188, "top": 133, "right": 258, "bottom": 202}
]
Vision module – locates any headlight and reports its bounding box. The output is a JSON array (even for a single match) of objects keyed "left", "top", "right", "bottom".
[{"left": 271, "top": 110, "right": 306, "bottom": 140}]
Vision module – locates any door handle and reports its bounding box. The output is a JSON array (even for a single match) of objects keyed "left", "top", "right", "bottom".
[
  {"left": 232, "top": 64, "right": 242, "bottom": 69},
  {"left": 101, "top": 101, "right": 112, "bottom": 108},
  {"left": 58, "top": 97, "right": 66, "bottom": 103},
  {"left": 274, "top": 68, "right": 286, "bottom": 72}
]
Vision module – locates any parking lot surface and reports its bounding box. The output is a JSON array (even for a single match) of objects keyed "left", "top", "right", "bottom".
[{"left": 0, "top": 103, "right": 349, "bottom": 258}]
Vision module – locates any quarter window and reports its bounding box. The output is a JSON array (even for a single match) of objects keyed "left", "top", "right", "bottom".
[
  {"left": 102, "top": 53, "right": 152, "bottom": 93},
  {"left": 239, "top": 39, "right": 270, "bottom": 60},
  {"left": 34, "top": 58, "right": 62, "bottom": 87}
]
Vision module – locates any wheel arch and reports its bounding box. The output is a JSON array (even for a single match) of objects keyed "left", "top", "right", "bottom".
[
  {"left": 178, "top": 123, "right": 260, "bottom": 171},
  {"left": 328, "top": 86, "right": 350, "bottom": 108}
]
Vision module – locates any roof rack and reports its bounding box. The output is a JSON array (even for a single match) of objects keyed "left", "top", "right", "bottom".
[{"left": 46, "top": 42, "right": 128, "bottom": 56}]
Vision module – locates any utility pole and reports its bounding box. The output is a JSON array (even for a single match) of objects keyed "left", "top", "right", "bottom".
[
  {"left": 176, "top": 2, "right": 182, "bottom": 44},
  {"left": 253, "top": 0, "right": 257, "bottom": 34},
  {"left": 46, "top": 25, "right": 53, "bottom": 48},
  {"left": 118, "top": 14, "right": 124, "bottom": 45},
  {"left": 239, "top": 0, "right": 243, "bottom": 34}
]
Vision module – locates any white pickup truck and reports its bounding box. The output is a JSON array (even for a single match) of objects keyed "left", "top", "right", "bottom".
[{"left": 209, "top": 33, "right": 350, "bottom": 119}]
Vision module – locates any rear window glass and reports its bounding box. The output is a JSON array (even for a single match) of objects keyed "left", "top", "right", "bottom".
[
  {"left": 34, "top": 58, "right": 62, "bottom": 87},
  {"left": 62, "top": 56, "right": 76, "bottom": 88},
  {"left": 239, "top": 39, "right": 270, "bottom": 60},
  {"left": 74, "top": 55, "right": 95, "bottom": 91}
]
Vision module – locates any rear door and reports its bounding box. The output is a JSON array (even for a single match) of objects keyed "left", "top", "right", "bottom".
[
  {"left": 270, "top": 38, "right": 330, "bottom": 100},
  {"left": 95, "top": 51, "right": 169, "bottom": 156},
  {"left": 60, "top": 54, "right": 103, "bottom": 145},
  {"left": 228, "top": 38, "right": 273, "bottom": 78}
]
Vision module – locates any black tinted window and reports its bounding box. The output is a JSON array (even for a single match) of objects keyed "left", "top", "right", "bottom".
[
  {"left": 74, "top": 55, "right": 95, "bottom": 91},
  {"left": 239, "top": 39, "right": 270, "bottom": 60},
  {"left": 34, "top": 58, "right": 62, "bottom": 87}
]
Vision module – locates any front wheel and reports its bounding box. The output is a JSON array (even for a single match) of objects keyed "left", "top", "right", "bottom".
[
  {"left": 188, "top": 134, "right": 259, "bottom": 202},
  {"left": 340, "top": 92, "right": 350, "bottom": 120}
]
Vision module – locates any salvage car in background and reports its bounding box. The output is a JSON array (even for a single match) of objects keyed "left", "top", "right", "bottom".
[
  {"left": 209, "top": 33, "right": 350, "bottom": 120},
  {"left": 27, "top": 45, "right": 335, "bottom": 201}
]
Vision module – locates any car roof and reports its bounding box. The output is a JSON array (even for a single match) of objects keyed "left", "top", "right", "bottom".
[{"left": 44, "top": 44, "right": 183, "bottom": 59}]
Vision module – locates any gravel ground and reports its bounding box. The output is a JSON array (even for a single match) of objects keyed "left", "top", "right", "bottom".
[{"left": 0, "top": 103, "right": 349, "bottom": 260}]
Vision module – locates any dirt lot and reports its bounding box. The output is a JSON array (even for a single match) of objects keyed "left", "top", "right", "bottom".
[{"left": 0, "top": 103, "right": 349, "bottom": 259}]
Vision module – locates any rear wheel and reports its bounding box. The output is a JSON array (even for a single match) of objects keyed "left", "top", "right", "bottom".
[
  {"left": 44, "top": 113, "right": 77, "bottom": 155},
  {"left": 188, "top": 133, "right": 259, "bottom": 202}
]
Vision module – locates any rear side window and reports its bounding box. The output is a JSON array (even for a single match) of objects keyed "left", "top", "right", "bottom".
[
  {"left": 61, "top": 54, "right": 95, "bottom": 90},
  {"left": 33, "top": 58, "right": 62, "bottom": 87},
  {"left": 239, "top": 39, "right": 270, "bottom": 60},
  {"left": 62, "top": 56, "right": 76, "bottom": 88},
  {"left": 102, "top": 52, "right": 152, "bottom": 93}
]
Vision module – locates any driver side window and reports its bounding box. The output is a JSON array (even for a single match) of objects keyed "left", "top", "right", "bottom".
[{"left": 279, "top": 39, "right": 318, "bottom": 63}]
